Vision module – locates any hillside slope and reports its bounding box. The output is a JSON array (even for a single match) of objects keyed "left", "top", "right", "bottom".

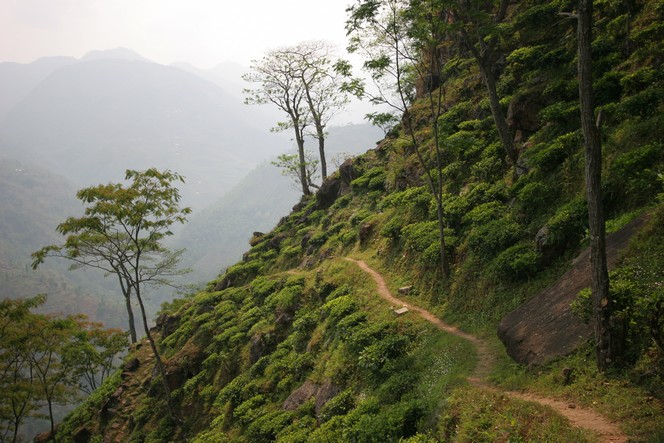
[{"left": 53, "top": 0, "right": 664, "bottom": 441}]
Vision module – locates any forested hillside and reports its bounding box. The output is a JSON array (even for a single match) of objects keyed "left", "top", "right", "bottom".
[{"left": 53, "top": 0, "right": 663, "bottom": 441}]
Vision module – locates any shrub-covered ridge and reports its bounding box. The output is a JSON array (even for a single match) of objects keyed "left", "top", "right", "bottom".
[{"left": 56, "top": 0, "right": 664, "bottom": 440}]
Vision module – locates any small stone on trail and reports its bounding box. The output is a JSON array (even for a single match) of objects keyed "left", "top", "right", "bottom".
[
  {"left": 394, "top": 307, "right": 409, "bottom": 315},
  {"left": 568, "top": 403, "right": 576, "bottom": 409}
]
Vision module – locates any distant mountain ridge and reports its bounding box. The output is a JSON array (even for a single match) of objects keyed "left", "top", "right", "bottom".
[{"left": 0, "top": 50, "right": 287, "bottom": 209}]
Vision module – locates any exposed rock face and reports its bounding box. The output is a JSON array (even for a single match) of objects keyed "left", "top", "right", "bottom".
[
  {"left": 282, "top": 379, "right": 340, "bottom": 415},
  {"left": 283, "top": 380, "right": 319, "bottom": 411},
  {"left": 155, "top": 313, "right": 180, "bottom": 338},
  {"left": 316, "top": 176, "right": 342, "bottom": 209},
  {"left": 498, "top": 215, "right": 648, "bottom": 366}
]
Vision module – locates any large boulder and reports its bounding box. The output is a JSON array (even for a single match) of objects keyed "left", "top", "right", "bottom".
[{"left": 497, "top": 215, "right": 648, "bottom": 366}]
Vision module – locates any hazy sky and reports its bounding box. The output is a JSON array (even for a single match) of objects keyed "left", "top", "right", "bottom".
[{"left": 0, "top": 0, "right": 353, "bottom": 68}]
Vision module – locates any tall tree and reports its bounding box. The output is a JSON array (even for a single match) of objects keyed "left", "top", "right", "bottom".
[
  {"left": 290, "top": 41, "right": 350, "bottom": 181},
  {"left": 0, "top": 296, "right": 44, "bottom": 443},
  {"left": 244, "top": 49, "right": 312, "bottom": 196},
  {"left": 1, "top": 296, "right": 127, "bottom": 442},
  {"left": 452, "top": 0, "right": 518, "bottom": 164},
  {"left": 346, "top": 0, "right": 451, "bottom": 276},
  {"left": 244, "top": 41, "right": 349, "bottom": 193},
  {"left": 32, "top": 168, "right": 190, "bottom": 419},
  {"left": 577, "top": 0, "right": 613, "bottom": 371},
  {"left": 28, "top": 315, "right": 83, "bottom": 441}
]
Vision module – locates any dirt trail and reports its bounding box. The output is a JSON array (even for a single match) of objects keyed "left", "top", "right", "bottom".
[{"left": 344, "top": 257, "right": 628, "bottom": 443}]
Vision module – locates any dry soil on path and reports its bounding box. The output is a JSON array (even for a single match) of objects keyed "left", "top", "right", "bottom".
[{"left": 344, "top": 257, "right": 628, "bottom": 443}]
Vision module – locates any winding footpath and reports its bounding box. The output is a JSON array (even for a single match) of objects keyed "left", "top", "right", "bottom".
[{"left": 344, "top": 258, "right": 628, "bottom": 443}]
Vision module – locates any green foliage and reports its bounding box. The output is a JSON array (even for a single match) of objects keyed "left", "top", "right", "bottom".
[
  {"left": 223, "top": 260, "right": 263, "bottom": 287},
  {"left": 467, "top": 217, "right": 522, "bottom": 260},
  {"left": 605, "top": 143, "right": 664, "bottom": 208},
  {"left": 1, "top": 296, "right": 127, "bottom": 440},
  {"left": 526, "top": 132, "right": 581, "bottom": 172},
  {"left": 351, "top": 167, "right": 387, "bottom": 192},
  {"left": 490, "top": 243, "right": 541, "bottom": 281},
  {"left": 572, "top": 205, "right": 664, "bottom": 365},
  {"left": 540, "top": 197, "right": 588, "bottom": 250}
]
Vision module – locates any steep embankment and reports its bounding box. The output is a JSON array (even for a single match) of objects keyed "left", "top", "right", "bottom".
[
  {"left": 53, "top": 0, "right": 664, "bottom": 440},
  {"left": 345, "top": 258, "right": 626, "bottom": 443}
]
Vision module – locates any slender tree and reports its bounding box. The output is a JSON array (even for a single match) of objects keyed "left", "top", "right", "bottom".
[
  {"left": 244, "top": 50, "right": 312, "bottom": 196},
  {"left": 244, "top": 41, "right": 349, "bottom": 193},
  {"left": 290, "top": 41, "right": 350, "bottom": 180},
  {"left": 272, "top": 151, "right": 320, "bottom": 192},
  {"left": 346, "top": 0, "right": 451, "bottom": 276},
  {"left": 577, "top": 0, "right": 613, "bottom": 371},
  {"left": 28, "top": 315, "right": 83, "bottom": 441},
  {"left": 1, "top": 296, "right": 127, "bottom": 442},
  {"left": 32, "top": 168, "right": 190, "bottom": 419},
  {"left": 452, "top": 0, "right": 517, "bottom": 164},
  {"left": 0, "top": 296, "right": 44, "bottom": 443}
]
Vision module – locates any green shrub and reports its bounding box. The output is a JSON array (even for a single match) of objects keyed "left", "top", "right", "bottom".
[
  {"left": 541, "top": 197, "right": 588, "bottom": 251},
  {"left": 527, "top": 132, "right": 581, "bottom": 172},
  {"left": 358, "top": 334, "right": 410, "bottom": 373},
  {"left": 223, "top": 260, "right": 263, "bottom": 286},
  {"left": 351, "top": 167, "right": 387, "bottom": 192},
  {"left": 402, "top": 221, "right": 438, "bottom": 252},
  {"left": 381, "top": 215, "right": 404, "bottom": 239},
  {"left": 246, "top": 410, "right": 294, "bottom": 442},
  {"left": 619, "top": 87, "right": 664, "bottom": 118},
  {"left": 517, "top": 182, "right": 550, "bottom": 210},
  {"left": 326, "top": 284, "right": 353, "bottom": 301},
  {"left": 268, "top": 286, "right": 301, "bottom": 312},
  {"left": 461, "top": 201, "right": 506, "bottom": 227},
  {"left": 605, "top": 143, "right": 663, "bottom": 207},
  {"left": 308, "top": 231, "right": 329, "bottom": 247},
  {"left": 467, "top": 217, "right": 522, "bottom": 260},
  {"left": 233, "top": 394, "right": 266, "bottom": 425},
  {"left": 490, "top": 243, "right": 541, "bottom": 280},
  {"left": 539, "top": 101, "right": 579, "bottom": 125},
  {"left": 322, "top": 295, "right": 359, "bottom": 323},
  {"left": 319, "top": 389, "right": 356, "bottom": 423},
  {"left": 282, "top": 244, "right": 302, "bottom": 258},
  {"left": 251, "top": 276, "right": 282, "bottom": 301}
]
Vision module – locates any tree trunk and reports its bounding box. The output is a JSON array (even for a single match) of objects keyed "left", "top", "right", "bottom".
[
  {"left": 480, "top": 63, "right": 518, "bottom": 164},
  {"left": 317, "top": 127, "right": 327, "bottom": 181},
  {"left": 436, "top": 200, "right": 450, "bottom": 277},
  {"left": 124, "top": 292, "right": 137, "bottom": 344},
  {"left": 135, "top": 288, "right": 178, "bottom": 421},
  {"left": 578, "top": 0, "right": 613, "bottom": 371},
  {"left": 47, "top": 398, "right": 56, "bottom": 442},
  {"left": 295, "top": 129, "right": 311, "bottom": 196}
]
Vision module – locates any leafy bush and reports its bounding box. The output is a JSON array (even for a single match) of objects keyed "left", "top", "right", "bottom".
[
  {"left": 322, "top": 295, "right": 359, "bottom": 324},
  {"left": 358, "top": 334, "right": 409, "bottom": 373},
  {"left": 351, "top": 167, "right": 387, "bottom": 191},
  {"left": 605, "top": 143, "right": 663, "bottom": 207},
  {"left": 381, "top": 215, "right": 404, "bottom": 239},
  {"left": 461, "top": 201, "right": 506, "bottom": 227},
  {"left": 319, "top": 389, "right": 356, "bottom": 423},
  {"left": 467, "top": 217, "right": 522, "bottom": 260},
  {"left": 540, "top": 197, "right": 588, "bottom": 251},
  {"left": 250, "top": 276, "right": 282, "bottom": 301},
  {"left": 490, "top": 243, "right": 541, "bottom": 280},
  {"left": 402, "top": 221, "right": 438, "bottom": 253},
  {"left": 517, "top": 181, "right": 550, "bottom": 211},
  {"left": 223, "top": 260, "right": 263, "bottom": 286},
  {"left": 527, "top": 131, "right": 581, "bottom": 172}
]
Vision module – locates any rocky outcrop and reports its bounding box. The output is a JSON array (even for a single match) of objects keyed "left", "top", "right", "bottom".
[
  {"left": 282, "top": 379, "right": 340, "bottom": 416},
  {"left": 315, "top": 158, "right": 358, "bottom": 209},
  {"left": 498, "top": 214, "right": 648, "bottom": 366}
]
